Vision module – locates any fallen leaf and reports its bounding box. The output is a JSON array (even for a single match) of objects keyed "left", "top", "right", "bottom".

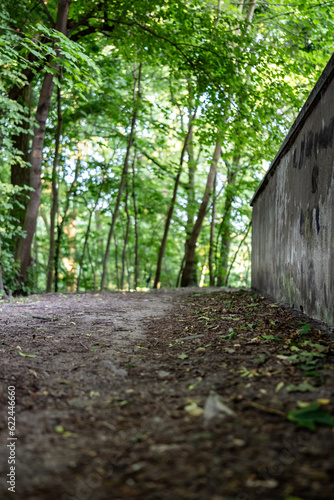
[
  {"left": 17, "top": 346, "right": 36, "bottom": 358},
  {"left": 203, "top": 391, "right": 236, "bottom": 421},
  {"left": 221, "top": 332, "right": 236, "bottom": 340},
  {"left": 275, "top": 381, "right": 284, "bottom": 392},
  {"left": 286, "top": 382, "right": 316, "bottom": 393},
  {"left": 184, "top": 401, "right": 204, "bottom": 416}
]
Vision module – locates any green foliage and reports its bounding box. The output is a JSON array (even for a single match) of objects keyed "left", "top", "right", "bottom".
[
  {"left": 1, "top": 0, "right": 334, "bottom": 292},
  {"left": 0, "top": 182, "right": 30, "bottom": 293},
  {"left": 287, "top": 403, "right": 334, "bottom": 431}
]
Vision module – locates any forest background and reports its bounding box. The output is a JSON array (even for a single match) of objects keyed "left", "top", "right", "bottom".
[{"left": 0, "top": 0, "right": 333, "bottom": 296}]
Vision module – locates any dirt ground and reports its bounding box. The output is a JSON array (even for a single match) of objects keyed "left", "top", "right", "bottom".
[{"left": 1, "top": 287, "right": 334, "bottom": 500}]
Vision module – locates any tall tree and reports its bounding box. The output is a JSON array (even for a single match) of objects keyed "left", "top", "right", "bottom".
[
  {"left": 46, "top": 85, "right": 63, "bottom": 292},
  {"left": 15, "top": 0, "right": 72, "bottom": 284},
  {"left": 181, "top": 138, "right": 221, "bottom": 287},
  {"left": 154, "top": 108, "right": 197, "bottom": 289},
  {"left": 100, "top": 62, "right": 142, "bottom": 290}
]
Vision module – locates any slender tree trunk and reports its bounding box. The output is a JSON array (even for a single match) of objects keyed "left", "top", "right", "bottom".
[
  {"left": 15, "top": 0, "right": 71, "bottom": 284},
  {"left": 33, "top": 232, "right": 38, "bottom": 289},
  {"left": 77, "top": 208, "right": 93, "bottom": 292},
  {"left": 100, "top": 62, "right": 142, "bottom": 290},
  {"left": 10, "top": 84, "right": 32, "bottom": 239},
  {"left": 114, "top": 233, "right": 119, "bottom": 290},
  {"left": 0, "top": 236, "right": 8, "bottom": 299},
  {"left": 77, "top": 170, "right": 104, "bottom": 291},
  {"left": 131, "top": 155, "right": 139, "bottom": 290},
  {"left": 185, "top": 97, "right": 196, "bottom": 238},
  {"left": 153, "top": 109, "right": 197, "bottom": 289},
  {"left": 120, "top": 185, "right": 130, "bottom": 290},
  {"left": 54, "top": 150, "right": 80, "bottom": 292},
  {"left": 95, "top": 209, "right": 103, "bottom": 260},
  {"left": 46, "top": 85, "right": 62, "bottom": 292},
  {"left": 185, "top": 98, "right": 202, "bottom": 286},
  {"left": 179, "top": 0, "right": 255, "bottom": 288},
  {"left": 176, "top": 256, "right": 185, "bottom": 288},
  {"left": 213, "top": 0, "right": 257, "bottom": 287},
  {"left": 62, "top": 208, "right": 77, "bottom": 291},
  {"left": 209, "top": 173, "right": 217, "bottom": 286},
  {"left": 181, "top": 138, "right": 221, "bottom": 287},
  {"left": 225, "top": 221, "right": 251, "bottom": 285},
  {"left": 86, "top": 242, "right": 96, "bottom": 291},
  {"left": 246, "top": 1, "right": 257, "bottom": 22},
  {"left": 216, "top": 214, "right": 232, "bottom": 287},
  {"left": 216, "top": 166, "right": 237, "bottom": 286}
]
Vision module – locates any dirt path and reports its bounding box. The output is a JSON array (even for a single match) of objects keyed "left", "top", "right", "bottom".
[{"left": 0, "top": 288, "right": 334, "bottom": 500}]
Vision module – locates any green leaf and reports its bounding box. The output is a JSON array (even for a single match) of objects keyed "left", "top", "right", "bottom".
[
  {"left": 275, "top": 381, "right": 284, "bottom": 392},
  {"left": 178, "top": 353, "right": 188, "bottom": 359},
  {"left": 298, "top": 323, "right": 311, "bottom": 335},
  {"left": 16, "top": 346, "right": 36, "bottom": 357},
  {"left": 18, "top": 351, "right": 36, "bottom": 358},
  {"left": 260, "top": 334, "right": 282, "bottom": 341},
  {"left": 55, "top": 425, "right": 78, "bottom": 437},
  {"left": 220, "top": 332, "right": 237, "bottom": 340},
  {"left": 286, "top": 382, "right": 316, "bottom": 393},
  {"left": 287, "top": 403, "right": 334, "bottom": 430}
]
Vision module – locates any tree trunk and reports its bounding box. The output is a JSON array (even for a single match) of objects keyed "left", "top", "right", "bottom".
[
  {"left": 131, "top": 155, "right": 139, "bottom": 290},
  {"left": 54, "top": 149, "right": 80, "bottom": 292},
  {"left": 185, "top": 99, "right": 201, "bottom": 286},
  {"left": 86, "top": 242, "right": 97, "bottom": 291},
  {"left": 15, "top": 0, "right": 71, "bottom": 285},
  {"left": 212, "top": 0, "right": 257, "bottom": 287},
  {"left": 180, "top": 138, "right": 221, "bottom": 287},
  {"left": 216, "top": 166, "right": 237, "bottom": 286},
  {"left": 245, "top": 1, "right": 257, "bottom": 22},
  {"left": 120, "top": 185, "right": 130, "bottom": 290},
  {"left": 0, "top": 236, "right": 8, "bottom": 299},
  {"left": 10, "top": 84, "right": 32, "bottom": 240},
  {"left": 153, "top": 109, "right": 197, "bottom": 289},
  {"left": 209, "top": 173, "right": 217, "bottom": 286},
  {"left": 46, "top": 85, "right": 62, "bottom": 292},
  {"left": 77, "top": 208, "right": 93, "bottom": 292},
  {"left": 114, "top": 233, "right": 119, "bottom": 290},
  {"left": 77, "top": 169, "right": 104, "bottom": 291},
  {"left": 185, "top": 109, "right": 196, "bottom": 237},
  {"left": 62, "top": 208, "right": 77, "bottom": 292},
  {"left": 225, "top": 221, "right": 251, "bottom": 285},
  {"left": 100, "top": 62, "right": 142, "bottom": 290}
]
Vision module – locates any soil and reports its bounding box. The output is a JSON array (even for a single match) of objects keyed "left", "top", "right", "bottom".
[{"left": 1, "top": 287, "right": 334, "bottom": 500}]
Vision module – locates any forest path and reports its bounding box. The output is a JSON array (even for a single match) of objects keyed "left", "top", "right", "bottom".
[{"left": 0, "top": 288, "right": 334, "bottom": 500}]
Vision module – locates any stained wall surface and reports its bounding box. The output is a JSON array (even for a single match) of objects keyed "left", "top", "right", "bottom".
[{"left": 251, "top": 54, "right": 334, "bottom": 326}]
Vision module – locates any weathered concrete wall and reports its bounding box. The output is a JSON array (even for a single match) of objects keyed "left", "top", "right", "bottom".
[{"left": 251, "top": 54, "right": 334, "bottom": 326}]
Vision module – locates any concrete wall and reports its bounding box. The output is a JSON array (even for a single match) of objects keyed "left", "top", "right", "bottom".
[{"left": 251, "top": 54, "right": 334, "bottom": 326}]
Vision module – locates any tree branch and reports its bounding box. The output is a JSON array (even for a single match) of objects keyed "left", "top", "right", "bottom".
[
  {"left": 138, "top": 149, "right": 176, "bottom": 180},
  {"left": 70, "top": 23, "right": 115, "bottom": 41},
  {"left": 38, "top": 0, "right": 55, "bottom": 27}
]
